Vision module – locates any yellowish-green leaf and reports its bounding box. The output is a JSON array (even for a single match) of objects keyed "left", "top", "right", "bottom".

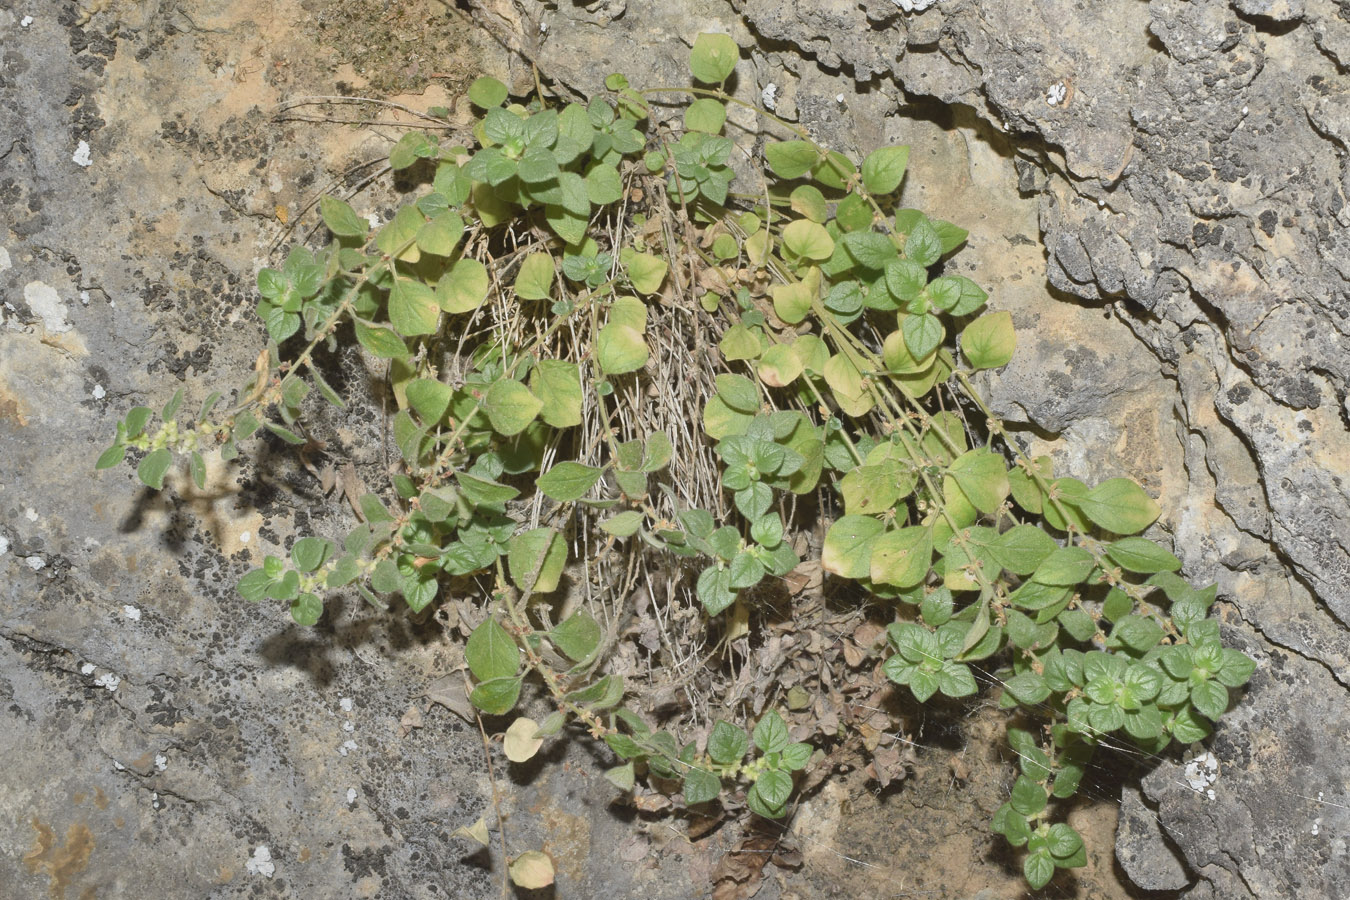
[
  {"left": 822, "top": 515, "right": 885, "bottom": 579},
  {"left": 757, "top": 344, "right": 803, "bottom": 387},
  {"left": 689, "top": 32, "right": 739, "bottom": 84},
  {"left": 822, "top": 353, "right": 874, "bottom": 417},
  {"left": 860, "top": 145, "right": 910, "bottom": 195},
  {"left": 609, "top": 295, "right": 647, "bottom": 333},
  {"left": 507, "top": 526, "right": 568, "bottom": 594},
  {"left": 781, "top": 219, "right": 834, "bottom": 261},
  {"left": 597, "top": 323, "right": 648, "bottom": 374},
  {"left": 514, "top": 252, "right": 555, "bottom": 301},
  {"left": 436, "top": 257, "right": 490, "bottom": 313},
  {"left": 624, "top": 251, "right": 667, "bottom": 295},
  {"left": 388, "top": 277, "right": 440, "bottom": 336},
  {"left": 509, "top": 851, "right": 555, "bottom": 890},
  {"left": 1078, "top": 478, "right": 1161, "bottom": 535},
  {"left": 962, "top": 310, "right": 1016, "bottom": 370},
  {"left": 719, "top": 323, "right": 763, "bottom": 361},
  {"left": 484, "top": 379, "right": 542, "bottom": 436},
  {"left": 870, "top": 526, "right": 933, "bottom": 588},
  {"left": 504, "top": 717, "right": 545, "bottom": 763},
  {"left": 529, "top": 359, "right": 583, "bottom": 428}
]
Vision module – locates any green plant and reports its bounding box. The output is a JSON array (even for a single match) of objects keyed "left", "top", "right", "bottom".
[{"left": 97, "top": 34, "right": 1255, "bottom": 892}]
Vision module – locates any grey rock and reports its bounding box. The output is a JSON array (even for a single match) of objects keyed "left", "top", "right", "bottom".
[{"left": 1116, "top": 784, "right": 1193, "bottom": 891}]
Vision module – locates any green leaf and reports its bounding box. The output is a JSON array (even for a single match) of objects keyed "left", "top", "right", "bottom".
[
  {"left": 822, "top": 515, "right": 885, "bottom": 579},
  {"left": 1078, "top": 478, "right": 1161, "bottom": 535},
  {"left": 596, "top": 323, "right": 648, "bottom": 374},
  {"left": 290, "top": 593, "right": 323, "bottom": 626},
  {"left": 405, "top": 378, "right": 453, "bottom": 425},
  {"left": 137, "top": 448, "right": 173, "bottom": 490},
  {"left": 291, "top": 536, "right": 332, "bottom": 573},
  {"left": 466, "top": 618, "right": 520, "bottom": 682},
  {"left": 237, "top": 569, "right": 272, "bottom": 603},
  {"left": 1217, "top": 649, "right": 1256, "bottom": 688},
  {"left": 389, "top": 132, "right": 435, "bottom": 171},
  {"left": 436, "top": 258, "right": 490, "bottom": 314},
  {"left": 529, "top": 360, "right": 583, "bottom": 428},
  {"left": 992, "top": 803, "right": 1031, "bottom": 847},
  {"left": 1106, "top": 537, "right": 1182, "bottom": 573},
  {"left": 1004, "top": 672, "right": 1052, "bottom": 705},
  {"left": 186, "top": 451, "right": 206, "bottom": 489},
  {"left": 937, "top": 662, "right": 978, "bottom": 698},
  {"left": 508, "top": 527, "right": 568, "bottom": 594},
  {"left": 604, "top": 760, "right": 636, "bottom": 791},
  {"left": 961, "top": 310, "right": 1016, "bottom": 370},
  {"left": 516, "top": 148, "right": 560, "bottom": 184},
  {"left": 319, "top": 195, "right": 368, "bottom": 238},
  {"left": 840, "top": 232, "right": 898, "bottom": 270},
  {"left": 682, "top": 767, "right": 722, "bottom": 805},
  {"left": 707, "top": 720, "right": 750, "bottom": 765},
  {"left": 470, "top": 676, "right": 522, "bottom": 715},
  {"left": 684, "top": 98, "right": 727, "bottom": 133},
  {"left": 1032, "top": 546, "right": 1096, "bottom": 586},
  {"left": 948, "top": 449, "right": 1010, "bottom": 515},
  {"left": 989, "top": 525, "right": 1057, "bottom": 575},
  {"left": 765, "top": 140, "right": 818, "bottom": 179},
  {"left": 696, "top": 565, "right": 737, "bottom": 615},
  {"left": 416, "top": 210, "right": 465, "bottom": 257},
  {"left": 585, "top": 162, "right": 624, "bottom": 206},
  {"left": 689, "top": 32, "right": 739, "bottom": 84},
  {"left": 1190, "top": 679, "right": 1229, "bottom": 721},
  {"left": 902, "top": 312, "right": 945, "bottom": 362},
  {"left": 1112, "top": 615, "right": 1164, "bottom": 653},
  {"left": 752, "top": 710, "right": 790, "bottom": 754},
  {"left": 869, "top": 527, "right": 933, "bottom": 588},
  {"left": 750, "top": 769, "right": 792, "bottom": 815},
  {"left": 600, "top": 510, "right": 644, "bottom": 537},
  {"left": 469, "top": 76, "right": 509, "bottom": 108},
  {"left": 781, "top": 742, "right": 812, "bottom": 771},
  {"left": 1009, "top": 774, "right": 1047, "bottom": 817},
  {"left": 624, "top": 252, "right": 667, "bottom": 295},
  {"left": 1023, "top": 851, "right": 1055, "bottom": 890},
  {"left": 388, "top": 277, "right": 440, "bottom": 336},
  {"left": 536, "top": 462, "right": 605, "bottom": 502},
  {"left": 484, "top": 379, "right": 542, "bottom": 436},
  {"left": 781, "top": 219, "right": 834, "bottom": 261},
  {"left": 719, "top": 324, "right": 763, "bottom": 362},
  {"left": 354, "top": 319, "right": 409, "bottom": 359},
  {"left": 860, "top": 145, "right": 910, "bottom": 195},
  {"left": 95, "top": 445, "right": 126, "bottom": 470},
  {"left": 1047, "top": 822, "right": 1086, "bottom": 864},
  {"left": 790, "top": 184, "right": 827, "bottom": 222}
]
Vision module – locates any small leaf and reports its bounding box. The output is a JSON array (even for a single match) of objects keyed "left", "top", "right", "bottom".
[
  {"left": 822, "top": 515, "right": 885, "bottom": 579},
  {"left": 291, "top": 536, "right": 332, "bottom": 573},
  {"left": 415, "top": 210, "right": 465, "bottom": 256},
  {"left": 625, "top": 252, "right": 667, "bottom": 295},
  {"left": 484, "top": 379, "right": 542, "bottom": 436},
  {"left": 948, "top": 449, "right": 1010, "bottom": 515},
  {"left": 765, "top": 140, "right": 818, "bottom": 179},
  {"left": 529, "top": 360, "right": 583, "bottom": 428},
  {"left": 961, "top": 310, "right": 1016, "bottom": 370},
  {"left": 388, "top": 277, "right": 441, "bottom": 336},
  {"left": 869, "top": 527, "right": 933, "bottom": 588},
  {"left": 319, "top": 195, "right": 368, "bottom": 237},
  {"left": 752, "top": 710, "right": 789, "bottom": 754},
  {"left": 707, "top": 720, "right": 750, "bottom": 765},
  {"left": 450, "top": 817, "right": 491, "bottom": 847},
  {"left": 137, "top": 448, "right": 173, "bottom": 490},
  {"left": 508, "top": 527, "right": 568, "bottom": 594},
  {"left": 682, "top": 767, "right": 722, "bottom": 805},
  {"left": 1078, "top": 478, "right": 1161, "bottom": 535},
  {"left": 550, "top": 611, "right": 602, "bottom": 662},
  {"left": 508, "top": 850, "right": 555, "bottom": 890},
  {"left": 468, "top": 76, "right": 508, "bottom": 108},
  {"left": 504, "top": 717, "right": 545, "bottom": 763},
  {"left": 536, "top": 462, "right": 604, "bottom": 502},
  {"left": 781, "top": 219, "right": 834, "bottom": 261},
  {"left": 689, "top": 32, "right": 740, "bottom": 84},
  {"left": 596, "top": 323, "right": 648, "bottom": 374},
  {"left": 514, "top": 252, "right": 555, "bottom": 301},
  {"left": 1106, "top": 537, "right": 1182, "bottom": 573},
  {"left": 684, "top": 98, "right": 727, "bottom": 133},
  {"left": 290, "top": 593, "right": 323, "bottom": 626},
  {"left": 466, "top": 618, "right": 520, "bottom": 682},
  {"left": 95, "top": 445, "right": 126, "bottom": 470},
  {"left": 757, "top": 344, "right": 804, "bottom": 387},
  {"left": 860, "top": 145, "right": 910, "bottom": 195},
  {"left": 436, "top": 258, "right": 490, "bottom": 314}
]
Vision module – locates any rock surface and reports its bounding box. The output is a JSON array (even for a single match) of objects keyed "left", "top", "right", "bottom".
[{"left": 4, "top": 0, "right": 1348, "bottom": 898}]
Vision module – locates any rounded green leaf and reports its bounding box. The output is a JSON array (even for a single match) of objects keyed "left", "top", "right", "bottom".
[
  {"left": 137, "top": 448, "right": 173, "bottom": 490},
  {"left": 536, "top": 462, "right": 605, "bottom": 502},
  {"left": 961, "top": 310, "right": 1016, "bottom": 370},
  {"left": 948, "top": 448, "right": 1011, "bottom": 515},
  {"left": 291, "top": 536, "right": 332, "bottom": 573},
  {"left": 822, "top": 515, "right": 885, "bottom": 579},
  {"left": 466, "top": 618, "right": 520, "bottom": 682},
  {"left": 484, "top": 379, "right": 542, "bottom": 436},
  {"left": 689, "top": 32, "right": 740, "bottom": 84},
  {"left": 752, "top": 710, "right": 789, "bottom": 754},
  {"left": 95, "top": 444, "right": 126, "bottom": 470},
  {"left": 290, "top": 593, "right": 323, "bottom": 626},
  {"left": 1078, "top": 478, "right": 1162, "bottom": 535},
  {"left": 772, "top": 281, "right": 814, "bottom": 325},
  {"left": 468, "top": 76, "right": 509, "bottom": 109},
  {"left": 684, "top": 98, "right": 727, "bottom": 134},
  {"left": 507, "top": 526, "right": 568, "bottom": 594},
  {"left": 707, "top": 720, "right": 749, "bottom": 765},
  {"left": 861, "top": 145, "right": 910, "bottom": 195},
  {"left": 597, "top": 323, "right": 649, "bottom": 375},
  {"left": 1023, "top": 850, "right": 1055, "bottom": 890},
  {"left": 781, "top": 219, "right": 834, "bottom": 261},
  {"left": 388, "top": 277, "right": 441, "bottom": 336},
  {"left": 436, "top": 258, "right": 490, "bottom": 314},
  {"left": 870, "top": 526, "right": 933, "bottom": 588},
  {"left": 415, "top": 210, "right": 465, "bottom": 256},
  {"left": 585, "top": 162, "right": 623, "bottom": 206},
  {"left": 822, "top": 354, "right": 873, "bottom": 417},
  {"left": 765, "top": 140, "right": 818, "bottom": 179},
  {"left": 470, "top": 676, "right": 522, "bottom": 715},
  {"left": 319, "top": 195, "right": 369, "bottom": 238},
  {"left": 514, "top": 252, "right": 555, "bottom": 301},
  {"left": 757, "top": 344, "right": 803, "bottom": 387},
  {"left": 1106, "top": 537, "right": 1182, "bottom": 573},
  {"left": 902, "top": 312, "right": 945, "bottom": 361},
  {"left": 529, "top": 359, "right": 583, "bottom": 428},
  {"left": 624, "top": 252, "right": 667, "bottom": 295}
]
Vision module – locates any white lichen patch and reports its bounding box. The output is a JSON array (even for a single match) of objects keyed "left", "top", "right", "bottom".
[
  {"left": 339, "top": 697, "right": 353, "bottom": 712},
  {"left": 21, "top": 15, "right": 33, "bottom": 27},
  {"left": 80, "top": 662, "right": 97, "bottom": 675},
  {"left": 0, "top": 535, "right": 8, "bottom": 556},
  {"left": 892, "top": 0, "right": 940, "bottom": 11},
  {"left": 94, "top": 671, "right": 120, "bottom": 691},
  {"left": 342, "top": 720, "right": 354, "bottom": 733},
  {"left": 25, "top": 555, "right": 46, "bottom": 571},
  {"left": 122, "top": 604, "right": 141, "bottom": 621},
  {"left": 72, "top": 140, "right": 92, "bottom": 168},
  {"left": 92, "top": 384, "right": 105, "bottom": 399},
  {"left": 25, "top": 507, "right": 38, "bottom": 521},
  {"left": 1184, "top": 749, "right": 1219, "bottom": 800},
  {"left": 346, "top": 787, "right": 358, "bottom": 805},
  {"left": 338, "top": 739, "right": 358, "bottom": 756},
  {"left": 23, "top": 281, "right": 72, "bottom": 332},
  {"left": 155, "top": 753, "right": 168, "bottom": 771},
  {"left": 760, "top": 83, "right": 778, "bottom": 111},
  {"left": 245, "top": 845, "right": 275, "bottom": 878},
  {"left": 1046, "top": 81, "right": 1068, "bottom": 106},
  {"left": 0, "top": 247, "right": 11, "bottom": 272}
]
